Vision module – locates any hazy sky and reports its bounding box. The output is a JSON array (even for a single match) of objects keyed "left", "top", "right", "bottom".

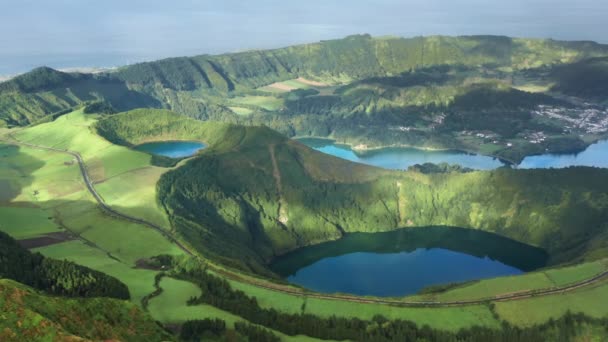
[{"left": 1, "top": 0, "right": 607, "bottom": 75}]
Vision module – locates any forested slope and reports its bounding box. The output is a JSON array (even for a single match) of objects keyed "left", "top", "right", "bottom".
[
  {"left": 93, "top": 109, "right": 608, "bottom": 274},
  {"left": 158, "top": 133, "right": 608, "bottom": 272},
  {"left": 2, "top": 35, "right": 608, "bottom": 128},
  {"left": 0, "top": 230, "right": 130, "bottom": 299},
  {"left": 0, "top": 279, "right": 171, "bottom": 341}
]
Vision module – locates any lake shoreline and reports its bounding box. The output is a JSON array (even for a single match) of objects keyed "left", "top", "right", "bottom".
[
  {"left": 293, "top": 135, "right": 518, "bottom": 165},
  {"left": 270, "top": 226, "right": 548, "bottom": 297},
  {"left": 294, "top": 135, "right": 608, "bottom": 167}
]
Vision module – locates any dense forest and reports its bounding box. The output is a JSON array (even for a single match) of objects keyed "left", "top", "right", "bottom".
[{"left": 0, "top": 231, "right": 130, "bottom": 299}]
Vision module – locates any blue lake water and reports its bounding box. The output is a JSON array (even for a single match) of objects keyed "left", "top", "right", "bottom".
[
  {"left": 134, "top": 141, "right": 206, "bottom": 158},
  {"left": 298, "top": 138, "right": 608, "bottom": 170},
  {"left": 271, "top": 227, "right": 547, "bottom": 297},
  {"left": 518, "top": 140, "right": 608, "bottom": 169},
  {"left": 298, "top": 138, "right": 506, "bottom": 170}
]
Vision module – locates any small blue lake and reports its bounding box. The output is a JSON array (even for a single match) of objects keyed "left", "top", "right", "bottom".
[
  {"left": 270, "top": 227, "right": 547, "bottom": 297},
  {"left": 134, "top": 141, "right": 206, "bottom": 158}
]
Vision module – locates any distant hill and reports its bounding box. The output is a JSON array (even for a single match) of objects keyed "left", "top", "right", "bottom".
[
  {"left": 1, "top": 34, "right": 607, "bottom": 162},
  {"left": 2, "top": 35, "right": 607, "bottom": 125}
]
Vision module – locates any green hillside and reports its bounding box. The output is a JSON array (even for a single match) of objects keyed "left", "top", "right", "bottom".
[
  {"left": 0, "top": 231, "right": 130, "bottom": 299},
  {"left": 0, "top": 279, "right": 171, "bottom": 341},
  {"left": 2, "top": 107, "right": 608, "bottom": 341},
  {"left": 1, "top": 34, "right": 608, "bottom": 340},
  {"left": 2, "top": 35, "right": 607, "bottom": 163},
  {"left": 95, "top": 109, "right": 608, "bottom": 274}
]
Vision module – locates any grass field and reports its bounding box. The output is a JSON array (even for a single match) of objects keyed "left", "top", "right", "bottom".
[
  {"left": 428, "top": 272, "right": 554, "bottom": 302},
  {"left": 0, "top": 206, "right": 61, "bottom": 239},
  {"left": 544, "top": 260, "right": 608, "bottom": 286},
  {"left": 13, "top": 110, "right": 171, "bottom": 230},
  {"left": 148, "top": 277, "right": 332, "bottom": 342},
  {"left": 228, "top": 106, "right": 254, "bottom": 116},
  {"left": 494, "top": 281, "right": 608, "bottom": 327},
  {"left": 414, "top": 259, "right": 608, "bottom": 302},
  {"left": 227, "top": 278, "right": 306, "bottom": 315},
  {"left": 224, "top": 274, "right": 501, "bottom": 331},
  {"left": 259, "top": 79, "right": 314, "bottom": 93},
  {"left": 0, "top": 127, "right": 185, "bottom": 305},
  {"left": 305, "top": 299, "right": 501, "bottom": 331},
  {"left": 33, "top": 240, "right": 160, "bottom": 304},
  {"left": 147, "top": 277, "right": 202, "bottom": 322},
  {"left": 230, "top": 95, "right": 284, "bottom": 111}
]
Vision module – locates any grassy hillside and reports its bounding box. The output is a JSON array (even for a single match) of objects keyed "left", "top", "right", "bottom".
[
  {"left": 2, "top": 35, "right": 607, "bottom": 162},
  {"left": 0, "top": 67, "right": 160, "bottom": 126},
  {"left": 2, "top": 108, "right": 608, "bottom": 340},
  {"left": 113, "top": 35, "right": 608, "bottom": 90},
  {"left": 0, "top": 230, "right": 129, "bottom": 299},
  {"left": 0, "top": 279, "right": 171, "bottom": 341},
  {"left": 94, "top": 109, "right": 608, "bottom": 273}
]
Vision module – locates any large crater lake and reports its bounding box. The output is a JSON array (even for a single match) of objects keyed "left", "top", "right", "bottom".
[
  {"left": 271, "top": 227, "right": 548, "bottom": 297},
  {"left": 134, "top": 141, "right": 206, "bottom": 158},
  {"left": 298, "top": 138, "right": 608, "bottom": 170}
]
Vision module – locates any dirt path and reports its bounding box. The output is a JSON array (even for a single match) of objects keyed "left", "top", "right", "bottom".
[{"left": 4, "top": 135, "right": 608, "bottom": 308}]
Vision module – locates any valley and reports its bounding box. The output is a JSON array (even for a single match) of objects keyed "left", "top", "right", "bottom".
[
  {"left": 1, "top": 108, "right": 608, "bottom": 340},
  {"left": 1, "top": 34, "right": 608, "bottom": 341}
]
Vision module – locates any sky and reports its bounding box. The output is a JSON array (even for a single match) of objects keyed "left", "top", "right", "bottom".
[{"left": 1, "top": 0, "right": 607, "bottom": 75}]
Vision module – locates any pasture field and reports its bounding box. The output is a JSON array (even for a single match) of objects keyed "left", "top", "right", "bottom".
[
  {"left": 148, "top": 277, "right": 332, "bottom": 342},
  {"left": 230, "top": 95, "right": 284, "bottom": 111},
  {"left": 223, "top": 273, "right": 501, "bottom": 331},
  {"left": 427, "top": 272, "right": 554, "bottom": 302},
  {"left": 544, "top": 260, "right": 607, "bottom": 286},
  {"left": 33, "top": 240, "right": 160, "bottom": 304},
  {"left": 425, "top": 259, "right": 608, "bottom": 302},
  {"left": 13, "top": 110, "right": 171, "bottom": 229},
  {"left": 147, "top": 277, "right": 203, "bottom": 322},
  {"left": 304, "top": 299, "right": 501, "bottom": 331},
  {"left": 0, "top": 206, "right": 61, "bottom": 239},
  {"left": 228, "top": 106, "right": 254, "bottom": 116},
  {"left": 259, "top": 79, "right": 315, "bottom": 93},
  {"left": 494, "top": 281, "right": 608, "bottom": 326},
  {"left": 94, "top": 166, "right": 171, "bottom": 231},
  {"left": 0, "top": 126, "right": 184, "bottom": 304},
  {"left": 227, "top": 277, "right": 306, "bottom": 314}
]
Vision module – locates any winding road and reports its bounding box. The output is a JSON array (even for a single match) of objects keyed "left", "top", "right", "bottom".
[{"left": 3, "top": 135, "right": 608, "bottom": 308}]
